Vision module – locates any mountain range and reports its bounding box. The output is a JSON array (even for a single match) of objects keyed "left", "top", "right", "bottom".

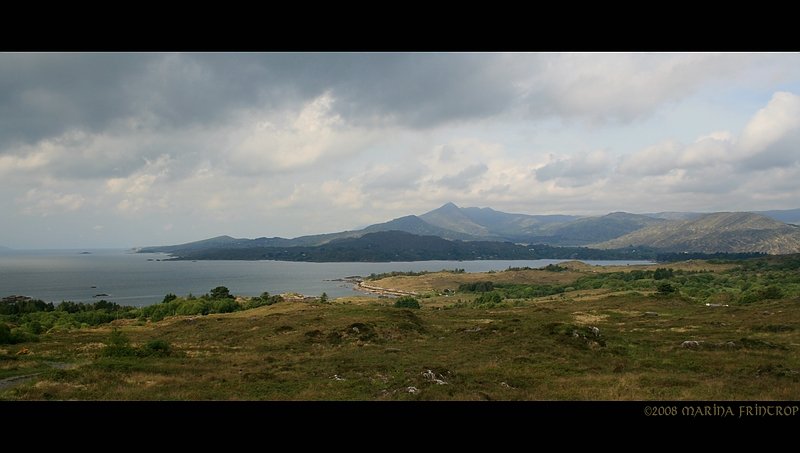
[{"left": 137, "top": 203, "right": 800, "bottom": 259}]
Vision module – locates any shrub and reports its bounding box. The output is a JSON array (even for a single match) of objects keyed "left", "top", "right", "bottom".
[
  {"left": 394, "top": 296, "right": 420, "bottom": 309},
  {"left": 475, "top": 291, "right": 503, "bottom": 306},
  {"left": 319, "top": 292, "right": 329, "bottom": 303},
  {"left": 458, "top": 281, "right": 494, "bottom": 292},
  {"left": 654, "top": 268, "right": 674, "bottom": 280},
  {"left": 656, "top": 282, "right": 676, "bottom": 295},
  {"left": 0, "top": 323, "right": 11, "bottom": 344},
  {"left": 162, "top": 293, "right": 178, "bottom": 304},
  {"left": 101, "top": 328, "right": 137, "bottom": 357},
  {"left": 210, "top": 298, "right": 239, "bottom": 314},
  {"left": 140, "top": 339, "right": 171, "bottom": 357}
]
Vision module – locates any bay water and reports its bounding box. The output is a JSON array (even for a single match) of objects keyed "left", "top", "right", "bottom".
[{"left": 0, "top": 249, "right": 653, "bottom": 306}]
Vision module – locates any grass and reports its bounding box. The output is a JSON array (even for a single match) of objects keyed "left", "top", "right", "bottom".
[{"left": 1, "top": 259, "right": 799, "bottom": 400}]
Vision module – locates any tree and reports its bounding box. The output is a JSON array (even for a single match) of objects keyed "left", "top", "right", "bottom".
[
  {"left": 319, "top": 292, "right": 329, "bottom": 303},
  {"left": 162, "top": 293, "right": 177, "bottom": 304},
  {"left": 210, "top": 286, "right": 234, "bottom": 299}
]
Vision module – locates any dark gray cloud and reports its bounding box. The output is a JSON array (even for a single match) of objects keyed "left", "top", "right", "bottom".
[
  {"left": 0, "top": 53, "right": 527, "bottom": 151},
  {"left": 0, "top": 53, "right": 150, "bottom": 148}
]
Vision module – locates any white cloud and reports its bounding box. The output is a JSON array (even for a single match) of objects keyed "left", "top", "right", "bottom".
[
  {"left": 522, "top": 53, "right": 752, "bottom": 123},
  {"left": 2, "top": 54, "right": 800, "bottom": 247},
  {"left": 736, "top": 91, "right": 800, "bottom": 169},
  {"left": 18, "top": 188, "right": 86, "bottom": 216},
  {"left": 225, "top": 92, "right": 378, "bottom": 175}
]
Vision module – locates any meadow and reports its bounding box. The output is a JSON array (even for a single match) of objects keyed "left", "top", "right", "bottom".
[{"left": 1, "top": 256, "right": 798, "bottom": 400}]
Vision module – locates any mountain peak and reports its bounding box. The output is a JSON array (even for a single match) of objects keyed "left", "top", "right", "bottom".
[{"left": 439, "top": 202, "right": 460, "bottom": 210}]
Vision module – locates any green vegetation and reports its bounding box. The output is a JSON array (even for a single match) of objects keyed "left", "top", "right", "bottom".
[
  {"left": 457, "top": 281, "right": 494, "bottom": 292},
  {"left": 2, "top": 254, "right": 800, "bottom": 400},
  {"left": 454, "top": 257, "right": 800, "bottom": 307},
  {"left": 100, "top": 329, "right": 173, "bottom": 358},
  {"left": 0, "top": 287, "right": 286, "bottom": 342},
  {"left": 367, "top": 268, "right": 465, "bottom": 281},
  {"left": 393, "top": 296, "right": 421, "bottom": 309}
]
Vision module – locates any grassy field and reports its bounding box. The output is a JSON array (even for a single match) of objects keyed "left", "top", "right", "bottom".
[{"left": 1, "top": 259, "right": 798, "bottom": 400}]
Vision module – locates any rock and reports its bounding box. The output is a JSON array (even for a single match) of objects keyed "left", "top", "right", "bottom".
[
  {"left": 332, "top": 374, "right": 345, "bottom": 381},
  {"left": 16, "top": 347, "right": 31, "bottom": 355},
  {"left": 589, "top": 326, "right": 600, "bottom": 337},
  {"left": 681, "top": 340, "right": 701, "bottom": 349},
  {"left": 644, "top": 312, "right": 659, "bottom": 317},
  {"left": 724, "top": 341, "right": 737, "bottom": 348},
  {"left": 406, "top": 386, "right": 419, "bottom": 394},
  {"left": 422, "top": 369, "right": 448, "bottom": 385}
]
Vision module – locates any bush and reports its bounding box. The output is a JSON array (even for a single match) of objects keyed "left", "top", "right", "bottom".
[
  {"left": 654, "top": 268, "right": 674, "bottom": 280},
  {"left": 0, "top": 323, "right": 11, "bottom": 344},
  {"left": 244, "top": 292, "right": 284, "bottom": 310},
  {"left": 23, "top": 320, "right": 43, "bottom": 335},
  {"left": 162, "top": 293, "right": 177, "bottom": 304},
  {"left": 656, "top": 282, "right": 676, "bottom": 295},
  {"left": 210, "top": 298, "right": 239, "bottom": 314},
  {"left": 140, "top": 339, "right": 172, "bottom": 357},
  {"left": 101, "top": 328, "right": 137, "bottom": 357},
  {"left": 394, "top": 296, "right": 420, "bottom": 309},
  {"left": 475, "top": 291, "right": 503, "bottom": 306},
  {"left": 458, "top": 281, "right": 494, "bottom": 292}
]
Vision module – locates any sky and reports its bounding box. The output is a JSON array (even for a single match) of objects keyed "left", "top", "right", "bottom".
[{"left": 1, "top": 52, "right": 799, "bottom": 249}]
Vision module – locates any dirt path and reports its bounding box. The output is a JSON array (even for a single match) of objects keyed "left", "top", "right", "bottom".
[
  {"left": 0, "top": 373, "right": 42, "bottom": 391},
  {"left": 0, "top": 361, "right": 77, "bottom": 392}
]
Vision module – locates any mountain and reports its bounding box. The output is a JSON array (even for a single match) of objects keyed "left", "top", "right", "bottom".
[
  {"left": 644, "top": 211, "right": 705, "bottom": 221},
  {"left": 754, "top": 208, "right": 800, "bottom": 225},
  {"left": 419, "top": 202, "right": 496, "bottom": 237},
  {"left": 138, "top": 203, "right": 800, "bottom": 258},
  {"left": 459, "top": 206, "right": 578, "bottom": 237},
  {"left": 529, "top": 212, "right": 665, "bottom": 246},
  {"left": 137, "top": 235, "right": 252, "bottom": 253},
  {"left": 157, "top": 230, "right": 655, "bottom": 262},
  {"left": 595, "top": 212, "right": 800, "bottom": 254},
  {"left": 361, "top": 215, "right": 479, "bottom": 241}
]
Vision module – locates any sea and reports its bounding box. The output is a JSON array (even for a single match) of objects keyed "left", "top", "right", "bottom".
[{"left": 0, "top": 249, "right": 654, "bottom": 306}]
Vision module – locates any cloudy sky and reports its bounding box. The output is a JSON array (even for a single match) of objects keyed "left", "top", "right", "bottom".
[{"left": 1, "top": 52, "right": 799, "bottom": 248}]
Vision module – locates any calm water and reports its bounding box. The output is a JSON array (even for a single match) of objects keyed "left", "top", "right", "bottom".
[{"left": 0, "top": 249, "right": 653, "bottom": 306}]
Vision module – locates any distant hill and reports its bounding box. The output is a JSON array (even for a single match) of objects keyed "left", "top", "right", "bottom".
[
  {"left": 159, "top": 231, "right": 654, "bottom": 262},
  {"left": 459, "top": 206, "right": 578, "bottom": 238},
  {"left": 595, "top": 212, "right": 800, "bottom": 254},
  {"left": 138, "top": 203, "right": 800, "bottom": 258},
  {"left": 361, "top": 215, "right": 479, "bottom": 241},
  {"left": 754, "top": 208, "right": 800, "bottom": 225},
  {"left": 528, "top": 212, "right": 665, "bottom": 246},
  {"left": 644, "top": 208, "right": 800, "bottom": 225}
]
